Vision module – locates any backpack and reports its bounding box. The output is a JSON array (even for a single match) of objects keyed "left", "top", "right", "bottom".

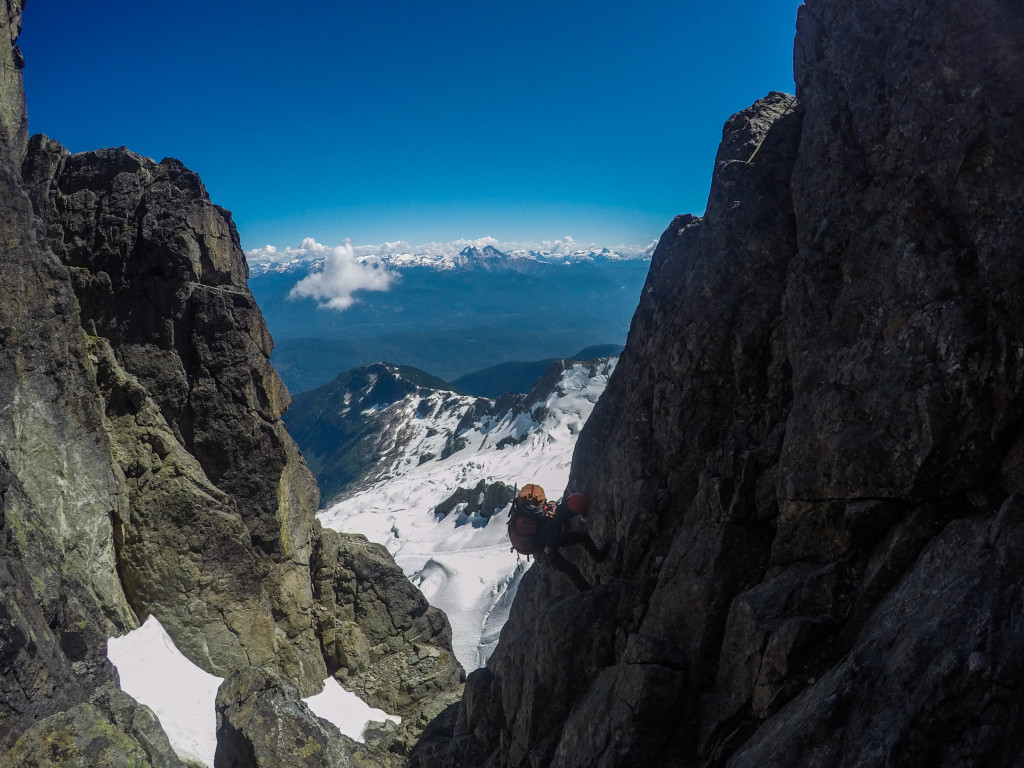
[{"left": 507, "top": 484, "right": 555, "bottom": 556}]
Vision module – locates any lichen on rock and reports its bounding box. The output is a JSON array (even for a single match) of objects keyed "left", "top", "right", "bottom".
[{"left": 314, "top": 528, "right": 465, "bottom": 755}]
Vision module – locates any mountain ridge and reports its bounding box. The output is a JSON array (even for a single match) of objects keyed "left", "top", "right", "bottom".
[
  {"left": 247, "top": 240, "right": 652, "bottom": 277},
  {"left": 450, "top": 344, "right": 624, "bottom": 397},
  {"left": 285, "top": 354, "right": 619, "bottom": 504}
]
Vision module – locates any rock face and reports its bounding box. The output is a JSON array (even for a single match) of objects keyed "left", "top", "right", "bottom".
[
  {"left": 0, "top": 1, "right": 163, "bottom": 756},
  {"left": 314, "top": 530, "right": 465, "bottom": 755},
  {"left": 421, "top": 0, "right": 1024, "bottom": 766},
  {"left": 0, "top": 0, "right": 462, "bottom": 761},
  {"left": 21, "top": 134, "right": 325, "bottom": 692},
  {"left": 215, "top": 667, "right": 405, "bottom": 768}
]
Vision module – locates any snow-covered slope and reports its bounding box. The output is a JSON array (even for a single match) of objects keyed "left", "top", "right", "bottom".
[{"left": 317, "top": 358, "right": 616, "bottom": 670}]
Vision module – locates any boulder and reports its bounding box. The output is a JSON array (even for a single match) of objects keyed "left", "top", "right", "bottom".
[
  {"left": 215, "top": 667, "right": 404, "bottom": 768},
  {"left": 313, "top": 529, "right": 465, "bottom": 753},
  {"left": 0, "top": 692, "right": 187, "bottom": 768},
  {"left": 0, "top": 704, "right": 151, "bottom": 768}
]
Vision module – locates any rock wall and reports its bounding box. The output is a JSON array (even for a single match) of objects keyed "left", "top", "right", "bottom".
[
  {"left": 0, "top": 0, "right": 150, "bottom": 754},
  {"left": 20, "top": 135, "right": 326, "bottom": 691},
  {"left": 423, "top": 0, "right": 1024, "bottom": 766}
]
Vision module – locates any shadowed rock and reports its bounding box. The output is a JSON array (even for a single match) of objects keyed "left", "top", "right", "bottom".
[{"left": 420, "top": 0, "right": 1024, "bottom": 766}]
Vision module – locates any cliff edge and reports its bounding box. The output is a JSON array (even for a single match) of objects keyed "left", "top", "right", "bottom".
[{"left": 426, "top": 1, "right": 1024, "bottom": 766}]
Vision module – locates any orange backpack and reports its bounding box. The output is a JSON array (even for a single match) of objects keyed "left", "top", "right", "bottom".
[{"left": 507, "top": 484, "right": 555, "bottom": 555}]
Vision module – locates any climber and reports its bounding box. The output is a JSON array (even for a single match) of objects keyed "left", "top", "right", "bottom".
[{"left": 507, "top": 484, "right": 607, "bottom": 591}]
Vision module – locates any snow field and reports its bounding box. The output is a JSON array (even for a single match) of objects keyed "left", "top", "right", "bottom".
[{"left": 319, "top": 360, "right": 615, "bottom": 670}]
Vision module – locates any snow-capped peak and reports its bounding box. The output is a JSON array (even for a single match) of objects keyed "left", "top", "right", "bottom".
[{"left": 246, "top": 237, "right": 654, "bottom": 276}]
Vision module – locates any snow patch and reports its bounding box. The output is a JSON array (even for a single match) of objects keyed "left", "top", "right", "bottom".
[
  {"left": 106, "top": 616, "right": 223, "bottom": 768},
  {"left": 303, "top": 678, "right": 401, "bottom": 741},
  {"left": 107, "top": 616, "right": 399, "bottom": 767}
]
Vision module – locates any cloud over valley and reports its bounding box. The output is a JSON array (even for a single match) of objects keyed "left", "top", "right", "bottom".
[{"left": 286, "top": 239, "right": 396, "bottom": 311}]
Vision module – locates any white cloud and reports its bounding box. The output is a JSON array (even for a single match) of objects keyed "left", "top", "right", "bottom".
[
  {"left": 246, "top": 237, "right": 333, "bottom": 266},
  {"left": 287, "top": 239, "right": 396, "bottom": 311}
]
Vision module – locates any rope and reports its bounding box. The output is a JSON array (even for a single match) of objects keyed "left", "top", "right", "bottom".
[{"left": 745, "top": 95, "right": 798, "bottom": 165}]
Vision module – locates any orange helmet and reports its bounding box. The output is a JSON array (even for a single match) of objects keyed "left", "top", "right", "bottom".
[
  {"left": 518, "top": 483, "right": 545, "bottom": 503},
  {"left": 565, "top": 492, "right": 590, "bottom": 516}
]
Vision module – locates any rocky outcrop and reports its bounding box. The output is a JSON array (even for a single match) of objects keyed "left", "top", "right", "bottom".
[
  {"left": 314, "top": 529, "right": 465, "bottom": 754},
  {"left": 0, "top": 702, "right": 165, "bottom": 768},
  {"left": 19, "top": 134, "right": 326, "bottom": 692},
  {"left": 422, "top": 0, "right": 1024, "bottom": 766},
  {"left": 0, "top": 684, "right": 188, "bottom": 768},
  {"left": 432, "top": 480, "right": 514, "bottom": 521},
  {"left": 215, "top": 667, "right": 404, "bottom": 768}
]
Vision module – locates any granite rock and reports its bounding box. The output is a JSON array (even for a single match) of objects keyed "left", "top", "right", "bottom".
[{"left": 314, "top": 529, "right": 465, "bottom": 753}]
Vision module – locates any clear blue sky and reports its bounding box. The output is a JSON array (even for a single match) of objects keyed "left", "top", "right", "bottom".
[{"left": 19, "top": 1, "right": 803, "bottom": 250}]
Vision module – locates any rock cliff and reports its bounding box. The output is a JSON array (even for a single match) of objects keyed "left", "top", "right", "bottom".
[
  {"left": 20, "top": 132, "right": 327, "bottom": 696},
  {"left": 0, "top": 1, "right": 461, "bottom": 764},
  {"left": 422, "top": 0, "right": 1024, "bottom": 766}
]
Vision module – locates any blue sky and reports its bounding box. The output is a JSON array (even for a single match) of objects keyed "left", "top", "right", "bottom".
[{"left": 19, "top": 1, "right": 803, "bottom": 251}]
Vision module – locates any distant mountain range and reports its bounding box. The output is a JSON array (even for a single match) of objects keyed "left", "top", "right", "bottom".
[
  {"left": 249, "top": 242, "right": 650, "bottom": 393},
  {"left": 247, "top": 240, "right": 653, "bottom": 277}
]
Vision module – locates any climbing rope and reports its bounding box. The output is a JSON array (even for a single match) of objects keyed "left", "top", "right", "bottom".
[{"left": 745, "top": 95, "right": 799, "bottom": 165}]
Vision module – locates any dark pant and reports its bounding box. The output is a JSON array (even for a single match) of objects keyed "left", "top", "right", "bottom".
[{"left": 542, "top": 530, "right": 604, "bottom": 591}]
